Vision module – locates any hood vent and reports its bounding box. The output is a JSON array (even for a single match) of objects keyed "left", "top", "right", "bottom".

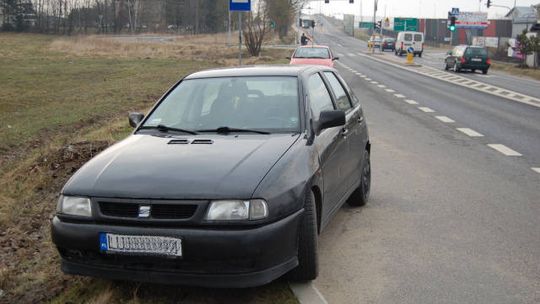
[
  {"left": 191, "top": 139, "right": 213, "bottom": 145},
  {"left": 168, "top": 139, "right": 189, "bottom": 145}
]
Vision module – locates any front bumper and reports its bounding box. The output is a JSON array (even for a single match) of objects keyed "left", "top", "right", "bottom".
[{"left": 52, "top": 209, "right": 303, "bottom": 288}]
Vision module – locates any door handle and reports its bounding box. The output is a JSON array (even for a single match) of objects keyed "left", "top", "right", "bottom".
[
  {"left": 341, "top": 128, "right": 349, "bottom": 137},
  {"left": 357, "top": 116, "right": 364, "bottom": 123}
]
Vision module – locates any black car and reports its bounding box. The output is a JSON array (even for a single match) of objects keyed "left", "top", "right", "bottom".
[
  {"left": 445, "top": 45, "right": 491, "bottom": 74},
  {"left": 381, "top": 38, "right": 395, "bottom": 51},
  {"left": 52, "top": 65, "right": 371, "bottom": 288}
]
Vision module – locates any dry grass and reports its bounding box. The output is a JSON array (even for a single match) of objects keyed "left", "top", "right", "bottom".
[{"left": 490, "top": 60, "right": 540, "bottom": 81}]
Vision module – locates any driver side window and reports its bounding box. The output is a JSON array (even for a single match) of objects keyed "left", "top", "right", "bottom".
[{"left": 307, "top": 73, "right": 335, "bottom": 120}]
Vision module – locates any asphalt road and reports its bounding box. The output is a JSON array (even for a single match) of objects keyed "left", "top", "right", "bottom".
[{"left": 311, "top": 16, "right": 540, "bottom": 304}]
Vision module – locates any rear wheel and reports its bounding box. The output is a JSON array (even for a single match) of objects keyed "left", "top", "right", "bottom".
[
  {"left": 419, "top": 52, "right": 423, "bottom": 58},
  {"left": 347, "top": 150, "right": 371, "bottom": 207},
  {"left": 288, "top": 190, "right": 318, "bottom": 281}
]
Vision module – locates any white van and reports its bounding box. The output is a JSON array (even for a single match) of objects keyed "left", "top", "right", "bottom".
[{"left": 395, "top": 31, "right": 424, "bottom": 57}]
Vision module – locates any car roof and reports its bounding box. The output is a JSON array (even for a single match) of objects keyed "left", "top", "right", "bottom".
[
  {"left": 297, "top": 45, "right": 330, "bottom": 49},
  {"left": 185, "top": 65, "right": 326, "bottom": 79}
]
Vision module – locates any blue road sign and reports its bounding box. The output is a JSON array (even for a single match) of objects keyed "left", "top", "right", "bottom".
[
  {"left": 230, "top": 0, "right": 251, "bottom": 11},
  {"left": 451, "top": 8, "right": 460, "bottom": 16},
  {"left": 407, "top": 47, "right": 415, "bottom": 54}
]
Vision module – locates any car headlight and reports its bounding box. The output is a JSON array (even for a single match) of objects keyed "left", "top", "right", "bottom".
[
  {"left": 57, "top": 195, "right": 92, "bottom": 217},
  {"left": 205, "top": 199, "right": 268, "bottom": 221}
]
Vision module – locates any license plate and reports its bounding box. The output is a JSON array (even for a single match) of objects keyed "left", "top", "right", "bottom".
[
  {"left": 472, "top": 58, "right": 482, "bottom": 62},
  {"left": 99, "top": 233, "right": 182, "bottom": 257}
]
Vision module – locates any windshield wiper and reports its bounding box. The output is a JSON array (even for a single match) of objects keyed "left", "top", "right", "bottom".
[
  {"left": 139, "top": 124, "right": 198, "bottom": 135},
  {"left": 197, "top": 126, "right": 270, "bottom": 135}
]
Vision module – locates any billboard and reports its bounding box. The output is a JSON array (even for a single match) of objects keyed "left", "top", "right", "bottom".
[{"left": 455, "top": 11, "right": 489, "bottom": 29}]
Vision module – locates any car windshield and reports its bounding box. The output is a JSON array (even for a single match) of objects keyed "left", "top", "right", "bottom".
[
  {"left": 294, "top": 47, "right": 330, "bottom": 59},
  {"left": 141, "top": 76, "right": 300, "bottom": 133},
  {"left": 466, "top": 47, "right": 487, "bottom": 56}
]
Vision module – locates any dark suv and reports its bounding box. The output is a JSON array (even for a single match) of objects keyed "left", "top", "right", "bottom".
[
  {"left": 445, "top": 45, "right": 491, "bottom": 74},
  {"left": 52, "top": 65, "right": 371, "bottom": 288}
]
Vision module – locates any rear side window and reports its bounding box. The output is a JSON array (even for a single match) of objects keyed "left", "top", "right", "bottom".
[
  {"left": 404, "top": 34, "right": 412, "bottom": 41},
  {"left": 307, "top": 74, "right": 335, "bottom": 119},
  {"left": 414, "top": 34, "right": 422, "bottom": 42},
  {"left": 324, "top": 72, "right": 352, "bottom": 112}
]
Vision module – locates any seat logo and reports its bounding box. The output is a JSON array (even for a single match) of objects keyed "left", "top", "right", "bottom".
[{"left": 138, "top": 205, "right": 151, "bottom": 218}]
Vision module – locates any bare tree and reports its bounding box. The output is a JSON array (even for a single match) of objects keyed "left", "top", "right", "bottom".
[{"left": 243, "top": 0, "right": 269, "bottom": 57}]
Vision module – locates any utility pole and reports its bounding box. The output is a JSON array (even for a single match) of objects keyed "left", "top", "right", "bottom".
[
  {"left": 372, "top": 0, "right": 377, "bottom": 53},
  {"left": 239, "top": 12, "right": 242, "bottom": 65},
  {"left": 228, "top": 10, "right": 231, "bottom": 46}
]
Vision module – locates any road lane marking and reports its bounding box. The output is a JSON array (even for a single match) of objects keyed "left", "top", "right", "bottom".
[
  {"left": 371, "top": 81, "right": 379, "bottom": 84},
  {"left": 457, "top": 128, "right": 484, "bottom": 137},
  {"left": 337, "top": 53, "right": 344, "bottom": 57},
  {"left": 532, "top": 168, "right": 540, "bottom": 174},
  {"left": 365, "top": 78, "right": 372, "bottom": 81},
  {"left": 378, "top": 84, "right": 386, "bottom": 88},
  {"left": 394, "top": 94, "right": 406, "bottom": 98},
  {"left": 487, "top": 144, "right": 522, "bottom": 156},
  {"left": 435, "top": 116, "right": 455, "bottom": 123},
  {"left": 418, "top": 107, "right": 435, "bottom": 113},
  {"left": 404, "top": 99, "right": 418, "bottom": 105},
  {"left": 385, "top": 89, "right": 395, "bottom": 92},
  {"left": 289, "top": 282, "right": 328, "bottom": 304},
  {"left": 347, "top": 53, "right": 356, "bottom": 57}
]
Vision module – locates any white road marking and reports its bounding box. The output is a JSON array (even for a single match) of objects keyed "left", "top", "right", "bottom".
[
  {"left": 394, "top": 94, "right": 406, "bottom": 98},
  {"left": 385, "top": 89, "right": 395, "bottom": 93},
  {"left": 404, "top": 99, "right": 418, "bottom": 105},
  {"left": 290, "top": 282, "right": 328, "bottom": 304},
  {"left": 347, "top": 53, "right": 356, "bottom": 57},
  {"left": 487, "top": 144, "right": 522, "bottom": 156},
  {"left": 337, "top": 53, "right": 344, "bottom": 57},
  {"left": 378, "top": 84, "right": 386, "bottom": 88},
  {"left": 418, "top": 107, "right": 435, "bottom": 113},
  {"left": 371, "top": 81, "right": 379, "bottom": 84},
  {"left": 531, "top": 168, "right": 540, "bottom": 174},
  {"left": 337, "top": 43, "right": 343, "bottom": 47},
  {"left": 365, "top": 78, "right": 372, "bottom": 81},
  {"left": 435, "top": 116, "right": 455, "bottom": 123},
  {"left": 457, "top": 128, "right": 484, "bottom": 137}
]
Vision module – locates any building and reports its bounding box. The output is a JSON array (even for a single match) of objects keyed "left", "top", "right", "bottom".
[{"left": 505, "top": 6, "right": 538, "bottom": 38}]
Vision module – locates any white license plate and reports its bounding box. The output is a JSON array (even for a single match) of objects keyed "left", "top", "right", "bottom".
[
  {"left": 99, "top": 233, "right": 182, "bottom": 257},
  {"left": 472, "top": 58, "right": 482, "bottom": 62}
]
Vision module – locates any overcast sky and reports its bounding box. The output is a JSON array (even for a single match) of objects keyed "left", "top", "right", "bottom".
[{"left": 302, "top": 0, "right": 539, "bottom": 19}]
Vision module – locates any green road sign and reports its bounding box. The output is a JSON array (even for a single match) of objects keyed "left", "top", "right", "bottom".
[
  {"left": 359, "top": 22, "right": 374, "bottom": 29},
  {"left": 394, "top": 18, "right": 418, "bottom": 31}
]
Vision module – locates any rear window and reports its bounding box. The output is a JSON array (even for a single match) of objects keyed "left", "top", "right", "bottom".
[
  {"left": 294, "top": 47, "right": 330, "bottom": 59},
  {"left": 404, "top": 34, "right": 412, "bottom": 41},
  {"left": 414, "top": 34, "right": 422, "bottom": 42},
  {"left": 466, "top": 47, "right": 487, "bottom": 56}
]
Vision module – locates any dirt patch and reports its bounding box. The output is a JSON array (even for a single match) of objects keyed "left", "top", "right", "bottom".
[{"left": 0, "top": 141, "right": 110, "bottom": 304}]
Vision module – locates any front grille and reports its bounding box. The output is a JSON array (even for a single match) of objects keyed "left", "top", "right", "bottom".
[{"left": 99, "top": 202, "right": 197, "bottom": 220}]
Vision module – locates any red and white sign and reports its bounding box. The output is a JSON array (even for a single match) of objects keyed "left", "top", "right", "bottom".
[{"left": 455, "top": 12, "right": 489, "bottom": 29}]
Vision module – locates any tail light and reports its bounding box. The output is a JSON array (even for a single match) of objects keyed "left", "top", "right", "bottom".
[
  {"left": 487, "top": 58, "right": 491, "bottom": 65},
  {"left": 460, "top": 57, "right": 466, "bottom": 64}
]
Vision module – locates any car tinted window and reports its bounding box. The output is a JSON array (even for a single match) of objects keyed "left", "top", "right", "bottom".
[
  {"left": 324, "top": 72, "right": 352, "bottom": 111},
  {"left": 466, "top": 47, "right": 487, "bottom": 56},
  {"left": 294, "top": 47, "right": 330, "bottom": 59},
  {"left": 404, "top": 33, "right": 412, "bottom": 41},
  {"left": 143, "top": 77, "right": 300, "bottom": 132},
  {"left": 307, "top": 74, "right": 335, "bottom": 119},
  {"left": 414, "top": 34, "right": 422, "bottom": 42}
]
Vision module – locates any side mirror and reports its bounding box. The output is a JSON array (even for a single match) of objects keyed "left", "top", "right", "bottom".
[
  {"left": 317, "top": 110, "right": 345, "bottom": 133},
  {"left": 128, "top": 112, "right": 145, "bottom": 128},
  {"left": 286, "top": 56, "right": 291, "bottom": 60},
  {"left": 332, "top": 57, "right": 339, "bottom": 61}
]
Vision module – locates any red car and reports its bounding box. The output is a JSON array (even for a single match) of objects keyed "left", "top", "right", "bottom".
[{"left": 289, "top": 45, "right": 338, "bottom": 68}]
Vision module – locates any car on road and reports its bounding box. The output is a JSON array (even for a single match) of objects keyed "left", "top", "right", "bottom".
[
  {"left": 368, "top": 34, "right": 382, "bottom": 49},
  {"left": 395, "top": 31, "right": 424, "bottom": 57},
  {"left": 381, "top": 37, "right": 395, "bottom": 51},
  {"left": 52, "top": 65, "right": 371, "bottom": 288},
  {"left": 289, "top": 45, "right": 338, "bottom": 68},
  {"left": 444, "top": 45, "right": 491, "bottom": 74}
]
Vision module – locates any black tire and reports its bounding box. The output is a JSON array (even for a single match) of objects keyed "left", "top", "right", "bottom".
[
  {"left": 444, "top": 62, "right": 449, "bottom": 71},
  {"left": 347, "top": 150, "right": 371, "bottom": 207},
  {"left": 453, "top": 63, "right": 460, "bottom": 73},
  {"left": 472, "top": 69, "right": 476, "bottom": 73},
  {"left": 482, "top": 69, "right": 488, "bottom": 75},
  {"left": 419, "top": 52, "right": 422, "bottom": 58},
  {"left": 288, "top": 190, "right": 318, "bottom": 281}
]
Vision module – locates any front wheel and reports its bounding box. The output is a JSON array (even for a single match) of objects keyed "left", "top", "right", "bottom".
[
  {"left": 444, "top": 62, "right": 449, "bottom": 71},
  {"left": 347, "top": 150, "right": 371, "bottom": 207},
  {"left": 418, "top": 52, "right": 422, "bottom": 58},
  {"left": 288, "top": 190, "right": 318, "bottom": 281}
]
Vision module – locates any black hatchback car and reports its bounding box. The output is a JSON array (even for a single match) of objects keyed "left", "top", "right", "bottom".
[
  {"left": 52, "top": 65, "right": 371, "bottom": 288},
  {"left": 444, "top": 45, "right": 491, "bottom": 74}
]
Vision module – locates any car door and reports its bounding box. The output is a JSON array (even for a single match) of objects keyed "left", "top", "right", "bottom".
[
  {"left": 322, "top": 71, "right": 359, "bottom": 195},
  {"left": 306, "top": 73, "right": 349, "bottom": 217}
]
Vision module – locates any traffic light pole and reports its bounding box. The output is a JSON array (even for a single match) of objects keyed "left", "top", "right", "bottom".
[{"left": 372, "top": 0, "right": 377, "bottom": 54}]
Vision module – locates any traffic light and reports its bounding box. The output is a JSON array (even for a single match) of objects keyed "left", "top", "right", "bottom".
[
  {"left": 325, "top": 0, "right": 329, "bottom": 3},
  {"left": 349, "top": 0, "right": 354, "bottom": 3},
  {"left": 487, "top": 0, "right": 491, "bottom": 8},
  {"left": 449, "top": 16, "right": 456, "bottom": 32},
  {"left": 377, "top": 21, "right": 382, "bottom": 29},
  {"left": 299, "top": 18, "right": 302, "bottom": 27},
  {"left": 311, "top": 20, "right": 316, "bottom": 28}
]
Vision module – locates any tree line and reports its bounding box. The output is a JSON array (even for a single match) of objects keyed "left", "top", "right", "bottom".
[{"left": 0, "top": 0, "right": 306, "bottom": 37}]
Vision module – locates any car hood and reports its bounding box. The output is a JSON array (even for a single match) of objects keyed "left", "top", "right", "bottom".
[
  {"left": 63, "top": 133, "right": 300, "bottom": 199},
  {"left": 290, "top": 58, "right": 333, "bottom": 67}
]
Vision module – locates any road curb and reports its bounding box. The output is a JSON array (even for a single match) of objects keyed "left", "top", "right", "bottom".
[{"left": 289, "top": 282, "right": 328, "bottom": 304}]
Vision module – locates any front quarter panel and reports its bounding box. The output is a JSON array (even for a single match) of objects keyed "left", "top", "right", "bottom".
[{"left": 252, "top": 136, "right": 320, "bottom": 221}]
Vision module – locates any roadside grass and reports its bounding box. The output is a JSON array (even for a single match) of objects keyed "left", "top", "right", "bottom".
[
  {"left": 490, "top": 61, "right": 540, "bottom": 81},
  {"left": 0, "top": 33, "right": 295, "bottom": 303}
]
